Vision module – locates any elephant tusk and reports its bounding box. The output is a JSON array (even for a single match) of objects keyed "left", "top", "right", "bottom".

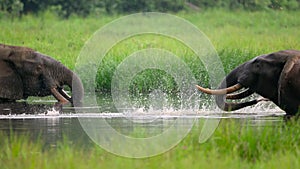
[
  {"left": 196, "top": 83, "right": 242, "bottom": 95},
  {"left": 51, "top": 88, "right": 70, "bottom": 105},
  {"left": 58, "top": 88, "right": 72, "bottom": 102},
  {"left": 226, "top": 89, "right": 254, "bottom": 100}
]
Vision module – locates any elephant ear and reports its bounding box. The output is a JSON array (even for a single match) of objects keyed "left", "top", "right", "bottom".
[
  {"left": 278, "top": 55, "right": 300, "bottom": 106},
  {"left": 0, "top": 60, "right": 23, "bottom": 100}
]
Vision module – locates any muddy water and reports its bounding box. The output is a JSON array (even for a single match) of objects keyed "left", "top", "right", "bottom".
[{"left": 0, "top": 100, "right": 285, "bottom": 148}]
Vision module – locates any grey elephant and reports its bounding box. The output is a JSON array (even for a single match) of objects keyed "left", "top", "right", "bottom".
[
  {"left": 196, "top": 50, "right": 300, "bottom": 116},
  {"left": 0, "top": 44, "right": 84, "bottom": 107}
]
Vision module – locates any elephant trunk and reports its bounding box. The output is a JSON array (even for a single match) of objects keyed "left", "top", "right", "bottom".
[
  {"left": 214, "top": 68, "right": 241, "bottom": 111},
  {"left": 63, "top": 68, "right": 84, "bottom": 107},
  {"left": 197, "top": 65, "right": 261, "bottom": 111},
  {"left": 214, "top": 67, "right": 259, "bottom": 111}
]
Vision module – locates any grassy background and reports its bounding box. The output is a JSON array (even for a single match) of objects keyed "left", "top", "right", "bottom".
[
  {"left": 1, "top": 119, "right": 300, "bottom": 169},
  {"left": 1, "top": 10, "right": 299, "bottom": 93}
]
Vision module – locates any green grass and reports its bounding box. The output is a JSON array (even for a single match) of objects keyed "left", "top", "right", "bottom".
[
  {"left": 1, "top": 119, "right": 300, "bottom": 169},
  {"left": 1, "top": 10, "right": 299, "bottom": 92}
]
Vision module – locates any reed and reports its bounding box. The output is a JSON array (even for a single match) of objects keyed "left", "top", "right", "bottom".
[{"left": 1, "top": 119, "right": 300, "bottom": 169}]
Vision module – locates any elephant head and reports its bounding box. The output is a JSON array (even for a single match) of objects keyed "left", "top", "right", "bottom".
[
  {"left": 196, "top": 50, "right": 300, "bottom": 116},
  {"left": 0, "top": 44, "right": 84, "bottom": 107}
]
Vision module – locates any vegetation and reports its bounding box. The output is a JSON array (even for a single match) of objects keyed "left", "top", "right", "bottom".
[
  {"left": 1, "top": 119, "right": 300, "bottom": 169},
  {"left": 0, "top": 10, "right": 299, "bottom": 93},
  {"left": 1, "top": 0, "right": 300, "bottom": 18},
  {"left": 0, "top": 8, "right": 300, "bottom": 169}
]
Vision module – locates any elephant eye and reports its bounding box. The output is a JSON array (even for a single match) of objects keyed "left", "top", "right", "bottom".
[{"left": 252, "top": 60, "right": 261, "bottom": 73}]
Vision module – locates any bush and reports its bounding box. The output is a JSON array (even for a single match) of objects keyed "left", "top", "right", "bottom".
[
  {"left": 0, "top": 0, "right": 300, "bottom": 19},
  {"left": 51, "top": 0, "right": 94, "bottom": 18},
  {"left": 103, "top": 0, "right": 185, "bottom": 14},
  {"left": 0, "top": 0, "right": 23, "bottom": 18},
  {"left": 21, "top": 0, "right": 49, "bottom": 14},
  {"left": 187, "top": 0, "right": 300, "bottom": 10},
  {"left": 269, "top": 0, "right": 299, "bottom": 10}
]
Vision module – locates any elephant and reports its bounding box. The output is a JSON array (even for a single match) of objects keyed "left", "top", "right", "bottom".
[
  {"left": 0, "top": 43, "right": 84, "bottom": 107},
  {"left": 196, "top": 50, "right": 300, "bottom": 116}
]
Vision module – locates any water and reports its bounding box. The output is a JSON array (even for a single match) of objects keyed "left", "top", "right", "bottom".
[{"left": 0, "top": 99, "right": 286, "bottom": 148}]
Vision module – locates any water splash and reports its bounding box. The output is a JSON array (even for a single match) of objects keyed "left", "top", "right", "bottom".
[
  {"left": 0, "top": 97, "right": 285, "bottom": 119},
  {"left": 46, "top": 108, "right": 60, "bottom": 116}
]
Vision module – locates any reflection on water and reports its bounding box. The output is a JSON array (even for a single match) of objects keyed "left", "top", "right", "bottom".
[
  {"left": 0, "top": 117, "right": 91, "bottom": 148},
  {"left": 0, "top": 100, "right": 286, "bottom": 148},
  {"left": 0, "top": 102, "right": 92, "bottom": 148},
  {"left": 0, "top": 102, "right": 53, "bottom": 115}
]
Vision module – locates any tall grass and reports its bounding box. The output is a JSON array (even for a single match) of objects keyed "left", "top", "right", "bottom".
[
  {"left": 1, "top": 119, "right": 300, "bottom": 169},
  {"left": 1, "top": 10, "right": 299, "bottom": 93}
]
